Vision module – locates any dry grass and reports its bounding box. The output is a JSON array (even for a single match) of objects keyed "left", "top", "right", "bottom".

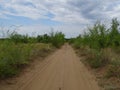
[
  {"left": 75, "top": 47, "right": 120, "bottom": 90},
  {"left": 0, "top": 42, "right": 54, "bottom": 79}
]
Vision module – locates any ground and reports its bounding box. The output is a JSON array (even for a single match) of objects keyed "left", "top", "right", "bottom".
[{"left": 0, "top": 44, "right": 102, "bottom": 90}]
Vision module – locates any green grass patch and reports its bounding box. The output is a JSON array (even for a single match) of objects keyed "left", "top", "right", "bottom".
[{"left": 0, "top": 40, "right": 53, "bottom": 79}]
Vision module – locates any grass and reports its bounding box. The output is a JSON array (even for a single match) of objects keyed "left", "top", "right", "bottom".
[
  {"left": 0, "top": 41, "right": 31, "bottom": 78},
  {"left": 70, "top": 18, "right": 120, "bottom": 90},
  {"left": 0, "top": 40, "right": 54, "bottom": 78},
  {"left": 0, "top": 30, "right": 65, "bottom": 79},
  {"left": 0, "top": 30, "right": 65, "bottom": 78},
  {"left": 107, "top": 59, "right": 120, "bottom": 78}
]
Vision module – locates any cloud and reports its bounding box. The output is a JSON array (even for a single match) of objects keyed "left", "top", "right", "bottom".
[
  {"left": 1, "top": 0, "right": 120, "bottom": 23},
  {"left": 0, "top": 0, "right": 120, "bottom": 37},
  {"left": 0, "top": 0, "right": 47, "bottom": 20}
]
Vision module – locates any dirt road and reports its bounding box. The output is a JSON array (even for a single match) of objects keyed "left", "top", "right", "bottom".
[{"left": 0, "top": 44, "right": 101, "bottom": 90}]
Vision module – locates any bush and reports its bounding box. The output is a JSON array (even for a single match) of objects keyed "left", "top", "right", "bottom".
[
  {"left": 0, "top": 41, "right": 32, "bottom": 78},
  {"left": 85, "top": 49, "right": 110, "bottom": 68},
  {"left": 71, "top": 18, "right": 120, "bottom": 69},
  {"left": 72, "top": 18, "right": 120, "bottom": 50},
  {"left": 50, "top": 32, "right": 65, "bottom": 48},
  {"left": 37, "top": 31, "right": 65, "bottom": 48},
  {"left": 106, "top": 59, "right": 120, "bottom": 78},
  {"left": 37, "top": 34, "right": 51, "bottom": 43},
  {"left": 9, "top": 33, "right": 29, "bottom": 44},
  {"left": 85, "top": 50, "right": 102, "bottom": 68},
  {"left": 0, "top": 28, "right": 62, "bottom": 78}
]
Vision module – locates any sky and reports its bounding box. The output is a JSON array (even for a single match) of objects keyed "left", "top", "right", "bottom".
[{"left": 0, "top": 0, "right": 120, "bottom": 38}]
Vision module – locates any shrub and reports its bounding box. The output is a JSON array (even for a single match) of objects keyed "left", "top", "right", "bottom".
[
  {"left": 9, "top": 33, "right": 29, "bottom": 44},
  {"left": 0, "top": 41, "right": 32, "bottom": 78},
  {"left": 72, "top": 18, "right": 120, "bottom": 50},
  {"left": 37, "top": 31, "right": 65, "bottom": 48},
  {"left": 85, "top": 49, "right": 110, "bottom": 68},
  {"left": 106, "top": 59, "right": 120, "bottom": 78},
  {"left": 71, "top": 18, "right": 120, "bottom": 70},
  {"left": 50, "top": 31, "right": 65, "bottom": 48},
  {"left": 37, "top": 34, "right": 51, "bottom": 43},
  {"left": 85, "top": 50, "right": 102, "bottom": 68}
]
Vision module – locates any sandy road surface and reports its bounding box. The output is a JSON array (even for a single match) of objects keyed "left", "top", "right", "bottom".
[{"left": 0, "top": 44, "right": 101, "bottom": 90}]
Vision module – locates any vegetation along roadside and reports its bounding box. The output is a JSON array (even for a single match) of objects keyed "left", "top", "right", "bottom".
[
  {"left": 70, "top": 18, "right": 120, "bottom": 90},
  {"left": 0, "top": 31, "right": 65, "bottom": 79}
]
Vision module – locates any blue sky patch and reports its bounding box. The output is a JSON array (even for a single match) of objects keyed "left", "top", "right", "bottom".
[{"left": 0, "top": 0, "right": 120, "bottom": 37}]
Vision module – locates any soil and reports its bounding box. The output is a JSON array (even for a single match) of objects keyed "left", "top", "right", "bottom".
[{"left": 0, "top": 44, "right": 102, "bottom": 90}]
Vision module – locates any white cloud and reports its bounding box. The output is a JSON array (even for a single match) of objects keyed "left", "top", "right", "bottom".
[
  {"left": 1, "top": 0, "right": 120, "bottom": 23},
  {"left": 0, "top": 0, "right": 120, "bottom": 37}
]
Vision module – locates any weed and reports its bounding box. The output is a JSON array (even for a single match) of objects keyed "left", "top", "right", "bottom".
[{"left": 106, "top": 59, "right": 120, "bottom": 78}]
